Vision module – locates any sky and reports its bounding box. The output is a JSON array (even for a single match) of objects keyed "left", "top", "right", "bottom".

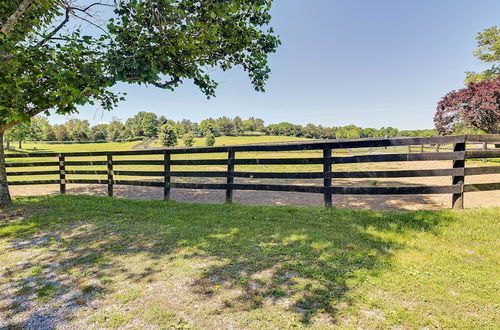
[{"left": 50, "top": 0, "right": 500, "bottom": 129}]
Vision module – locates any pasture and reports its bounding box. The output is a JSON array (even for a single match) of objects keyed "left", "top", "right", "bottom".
[
  {"left": 5, "top": 135, "right": 500, "bottom": 210},
  {"left": 0, "top": 195, "right": 498, "bottom": 328}
]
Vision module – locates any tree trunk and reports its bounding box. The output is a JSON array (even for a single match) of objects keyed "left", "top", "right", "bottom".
[
  {"left": 18, "top": 140, "right": 22, "bottom": 149},
  {"left": 0, "top": 132, "right": 13, "bottom": 208}
]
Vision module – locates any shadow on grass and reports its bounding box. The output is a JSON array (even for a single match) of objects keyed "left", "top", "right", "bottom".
[{"left": 0, "top": 195, "right": 455, "bottom": 327}]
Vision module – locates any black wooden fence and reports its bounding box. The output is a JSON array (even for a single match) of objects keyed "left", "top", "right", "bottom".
[{"left": 5, "top": 134, "right": 500, "bottom": 209}]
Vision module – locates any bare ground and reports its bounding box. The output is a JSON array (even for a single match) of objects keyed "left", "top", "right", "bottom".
[{"left": 10, "top": 160, "right": 500, "bottom": 210}]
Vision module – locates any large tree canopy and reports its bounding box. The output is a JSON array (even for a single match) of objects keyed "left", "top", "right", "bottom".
[
  {"left": 434, "top": 78, "right": 500, "bottom": 135},
  {"left": 0, "top": 0, "right": 279, "bottom": 207},
  {"left": 0, "top": 0, "right": 280, "bottom": 131}
]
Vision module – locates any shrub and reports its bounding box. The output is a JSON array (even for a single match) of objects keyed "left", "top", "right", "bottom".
[
  {"left": 205, "top": 131, "right": 216, "bottom": 146},
  {"left": 183, "top": 133, "right": 195, "bottom": 147},
  {"left": 159, "top": 125, "right": 177, "bottom": 147}
]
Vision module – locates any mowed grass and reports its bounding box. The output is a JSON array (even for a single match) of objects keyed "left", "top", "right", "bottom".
[{"left": 0, "top": 195, "right": 498, "bottom": 328}]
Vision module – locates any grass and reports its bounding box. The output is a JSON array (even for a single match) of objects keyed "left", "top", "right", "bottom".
[{"left": 0, "top": 195, "right": 498, "bottom": 328}]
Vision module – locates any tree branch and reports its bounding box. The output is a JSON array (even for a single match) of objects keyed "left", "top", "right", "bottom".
[
  {"left": 150, "top": 76, "right": 182, "bottom": 89},
  {"left": 1, "top": 0, "right": 34, "bottom": 35},
  {"left": 37, "top": 5, "right": 71, "bottom": 46}
]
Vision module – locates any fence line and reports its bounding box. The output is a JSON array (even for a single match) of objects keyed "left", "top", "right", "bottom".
[{"left": 5, "top": 134, "right": 500, "bottom": 209}]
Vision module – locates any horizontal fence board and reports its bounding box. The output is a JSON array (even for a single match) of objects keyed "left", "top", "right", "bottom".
[
  {"left": 464, "top": 183, "right": 500, "bottom": 192},
  {"left": 170, "top": 159, "right": 228, "bottom": 166},
  {"left": 114, "top": 170, "right": 164, "bottom": 177},
  {"left": 8, "top": 180, "right": 60, "bottom": 185},
  {"left": 234, "top": 158, "right": 324, "bottom": 165},
  {"left": 333, "top": 152, "right": 464, "bottom": 164},
  {"left": 6, "top": 161, "right": 59, "bottom": 168},
  {"left": 464, "top": 166, "right": 500, "bottom": 176},
  {"left": 66, "top": 179, "right": 108, "bottom": 184},
  {"left": 466, "top": 134, "right": 500, "bottom": 143},
  {"left": 330, "top": 168, "right": 463, "bottom": 178},
  {"left": 6, "top": 170, "right": 60, "bottom": 176},
  {"left": 65, "top": 170, "right": 108, "bottom": 175},
  {"left": 233, "top": 172, "right": 324, "bottom": 179},
  {"left": 112, "top": 160, "right": 164, "bottom": 166},
  {"left": 114, "top": 180, "right": 164, "bottom": 187},
  {"left": 170, "top": 171, "right": 227, "bottom": 178},
  {"left": 329, "top": 185, "right": 460, "bottom": 195},
  {"left": 465, "top": 150, "right": 500, "bottom": 159},
  {"left": 65, "top": 161, "right": 107, "bottom": 166}
]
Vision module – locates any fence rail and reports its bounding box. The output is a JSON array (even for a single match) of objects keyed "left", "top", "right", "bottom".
[{"left": 5, "top": 134, "right": 500, "bottom": 209}]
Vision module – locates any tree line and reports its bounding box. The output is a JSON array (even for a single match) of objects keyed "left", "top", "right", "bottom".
[{"left": 4, "top": 111, "right": 439, "bottom": 149}]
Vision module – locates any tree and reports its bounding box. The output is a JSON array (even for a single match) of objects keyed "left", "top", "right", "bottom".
[
  {"left": 141, "top": 113, "right": 159, "bottom": 138},
  {"left": 200, "top": 118, "right": 220, "bottom": 137},
  {"left": 232, "top": 116, "right": 243, "bottom": 135},
  {"left": 158, "top": 124, "right": 177, "bottom": 147},
  {"left": 242, "top": 119, "right": 255, "bottom": 132},
  {"left": 434, "top": 78, "right": 500, "bottom": 135},
  {"left": 89, "top": 124, "right": 108, "bottom": 141},
  {"left": 183, "top": 133, "right": 195, "bottom": 147},
  {"left": 465, "top": 26, "right": 500, "bottom": 83},
  {"left": 65, "top": 119, "right": 90, "bottom": 142},
  {"left": 0, "top": 0, "right": 279, "bottom": 207},
  {"left": 53, "top": 125, "right": 69, "bottom": 141},
  {"left": 5, "top": 122, "right": 31, "bottom": 149},
  {"left": 107, "top": 118, "right": 124, "bottom": 142},
  {"left": 205, "top": 131, "right": 216, "bottom": 146}
]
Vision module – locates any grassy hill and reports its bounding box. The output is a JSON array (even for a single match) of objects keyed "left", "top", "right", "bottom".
[{"left": 1, "top": 195, "right": 498, "bottom": 328}]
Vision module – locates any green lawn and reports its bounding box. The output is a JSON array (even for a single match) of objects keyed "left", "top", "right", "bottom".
[
  {"left": 150, "top": 134, "right": 312, "bottom": 148},
  {"left": 0, "top": 195, "right": 498, "bottom": 328}
]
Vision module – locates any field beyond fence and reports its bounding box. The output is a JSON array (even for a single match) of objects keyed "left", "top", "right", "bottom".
[{"left": 5, "top": 134, "right": 500, "bottom": 209}]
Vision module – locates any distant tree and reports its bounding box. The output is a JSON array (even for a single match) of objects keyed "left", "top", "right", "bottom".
[
  {"left": 231, "top": 116, "right": 243, "bottom": 135},
  {"left": 53, "top": 125, "right": 69, "bottom": 141},
  {"left": 465, "top": 26, "right": 500, "bottom": 83},
  {"left": 200, "top": 118, "right": 220, "bottom": 137},
  {"left": 126, "top": 112, "right": 159, "bottom": 138},
  {"left": 434, "top": 78, "right": 500, "bottom": 135},
  {"left": 216, "top": 116, "right": 234, "bottom": 135},
  {"left": 107, "top": 119, "right": 124, "bottom": 142},
  {"left": 120, "top": 127, "right": 134, "bottom": 140},
  {"left": 142, "top": 113, "right": 159, "bottom": 137},
  {"left": 253, "top": 118, "right": 266, "bottom": 132},
  {"left": 242, "top": 119, "right": 255, "bottom": 132},
  {"left": 31, "top": 116, "right": 54, "bottom": 141},
  {"left": 205, "top": 131, "right": 216, "bottom": 146},
  {"left": 5, "top": 122, "right": 31, "bottom": 148},
  {"left": 65, "top": 119, "right": 89, "bottom": 142},
  {"left": 89, "top": 124, "right": 108, "bottom": 141},
  {"left": 158, "top": 124, "right": 177, "bottom": 147},
  {"left": 183, "top": 133, "right": 195, "bottom": 147}
]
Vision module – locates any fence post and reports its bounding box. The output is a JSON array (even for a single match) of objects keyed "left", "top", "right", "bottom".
[
  {"left": 58, "top": 154, "right": 65, "bottom": 194},
  {"left": 323, "top": 147, "right": 332, "bottom": 208},
  {"left": 420, "top": 144, "right": 424, "bottom": 153},
  {"left": 164, "top": 151, "right": 171, "bottom": 200},
  {"left": 226, "top": 148, "right": 235, "bottom": 204},
  {"left": 107, "top": 154, "right": 113, "bottom": 197},
  {"left": 451, "top": 138, "right": 466, "bottom": 210}
]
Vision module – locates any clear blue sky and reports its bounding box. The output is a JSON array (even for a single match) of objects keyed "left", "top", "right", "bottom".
[{"left": 51, "top": 0, "right": 500, "bottom": 129}]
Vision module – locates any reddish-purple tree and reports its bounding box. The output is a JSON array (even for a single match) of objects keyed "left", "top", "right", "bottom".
[{"left": 434, "top": 78, "right": 500, "bottom": 135}]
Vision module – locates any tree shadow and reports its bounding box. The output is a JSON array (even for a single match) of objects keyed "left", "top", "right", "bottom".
[{"left": 0, "top": 195, "right": 455, "bottom": 327}]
